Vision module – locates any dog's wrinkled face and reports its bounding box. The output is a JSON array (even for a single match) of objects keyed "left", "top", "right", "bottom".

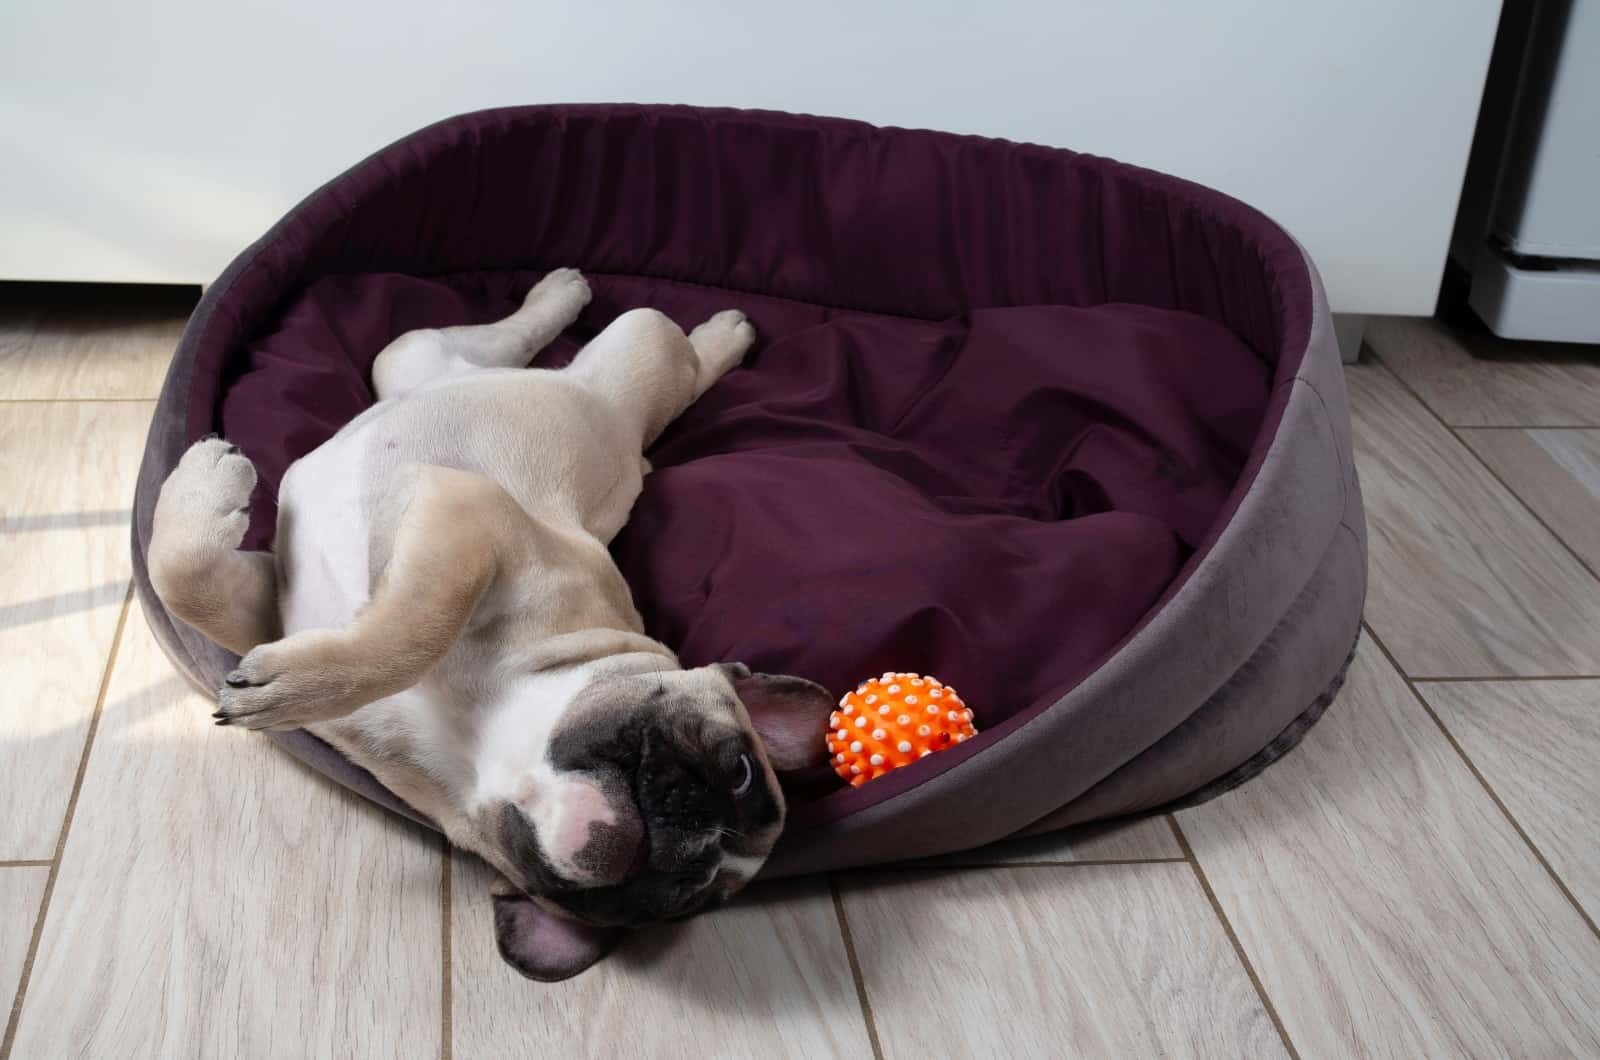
[{"left": 478, "top": 662, "right": 833, "bottom": 948}]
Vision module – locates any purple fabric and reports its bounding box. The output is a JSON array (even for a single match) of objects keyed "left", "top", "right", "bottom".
[
  {"left": 222, "top": 271, "right": 1267, "bottom": 793},
  {"left": 167, "top": 105, "right": 1318, "bottom": 826}
]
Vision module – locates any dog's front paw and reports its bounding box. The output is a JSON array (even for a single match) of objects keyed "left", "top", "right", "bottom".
[{"left": 213, "top": 637, "right": 344, "bottom": 731}]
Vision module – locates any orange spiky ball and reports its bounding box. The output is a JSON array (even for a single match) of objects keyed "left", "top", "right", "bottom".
[{"left": 826, "top": 673, "right": 977, "bottom": 787}]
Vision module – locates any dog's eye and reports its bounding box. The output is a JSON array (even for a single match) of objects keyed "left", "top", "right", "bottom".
[{"left": 731, "top": 753, "right": 755, "bottom": 797}]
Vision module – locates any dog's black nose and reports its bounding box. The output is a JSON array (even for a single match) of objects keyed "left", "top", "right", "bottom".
[{"left": 634, "top": 732, "right": 721, "bottom": 870}]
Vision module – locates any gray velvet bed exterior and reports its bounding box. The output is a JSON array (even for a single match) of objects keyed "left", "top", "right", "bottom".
[
  {"left": 766, "top": 250, "right": 1362, "bottom": 873},
  {"left": 130, "top": 104, "right": 1367, "bottom": 875}
]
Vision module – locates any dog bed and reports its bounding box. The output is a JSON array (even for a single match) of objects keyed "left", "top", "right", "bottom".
[{"left": 132, "top": 104, "right": 1366, "bottom": 874}]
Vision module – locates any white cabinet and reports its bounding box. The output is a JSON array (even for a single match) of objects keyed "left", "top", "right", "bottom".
[{"left": 0, "top": 0, "right": 1501, "bottom": 315}]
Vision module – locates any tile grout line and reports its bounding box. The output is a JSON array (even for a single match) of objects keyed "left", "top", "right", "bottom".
[
  {"left": 1, "top": 583, "right": 134, "bottom": 1060},
  {"left": 440, "top": 841, "right": 452, "bottom": 1060},
  {"left": 0, "top": 863, "right": 51, "bottom": 870},
  {"left": 1413, "top": 674, "right": 1600, "bottom": 684},
  {"left": 1364, "top": 355, "right": 1600, "bottom": 588},
  {"left": 829, "top": 877, "right": 885, "bottom": 1060},
  {"left": 865, "top": 856, "right": 1190, "bottom": 871},
  {"left": 1454, "top": 424, "right": 1600, "bottom": 431},
  {"left": 1453, "top": 428, "right": 1600, "bottom": 585},
  {"left": 0, "top": 397, "right": 160, "bottom": 405},
  {"left": 1361, "top": 621, "right": 1600, "bottom": 942},
  {"left": 1165, "top": 815, "right": 1302, "bottom": 1060}
]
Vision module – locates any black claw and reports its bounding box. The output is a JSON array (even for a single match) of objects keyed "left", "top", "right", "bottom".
[
  {"left": 215, "top": 717, "right": 232, "bottom": 726},
  {"left": 210, "top": 710, "right": 223, "bottom": 718},
  {"left": 200, "top": 432, "right": 219, "bottom": 441},
  {"left": 225, "top": 444, "right": 241, "bottom": 455},
  {"left": 224, "top": 674, "right": 250, "bottom": 688}
]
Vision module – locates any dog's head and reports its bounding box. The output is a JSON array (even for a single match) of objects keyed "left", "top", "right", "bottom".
[{"left": 469, "top": 660, "right": 834, "bottom": 979}]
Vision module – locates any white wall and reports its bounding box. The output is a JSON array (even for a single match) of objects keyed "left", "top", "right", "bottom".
[{"left": 0, "top": 0, "right": 1501, "bottom": 314}]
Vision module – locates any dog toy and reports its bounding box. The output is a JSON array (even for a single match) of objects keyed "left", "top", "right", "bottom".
[{"left": 827, "top": 673, "right": 977, "bottom": 787}]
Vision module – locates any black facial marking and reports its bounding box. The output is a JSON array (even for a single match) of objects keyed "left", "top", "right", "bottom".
[{"left": 521, "top": 670, "right": 790, "bottom": 924}]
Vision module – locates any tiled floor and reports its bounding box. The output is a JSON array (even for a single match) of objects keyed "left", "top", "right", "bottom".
[{"left": 3, "top": 292, "right": 1599, "bottom": 1058}]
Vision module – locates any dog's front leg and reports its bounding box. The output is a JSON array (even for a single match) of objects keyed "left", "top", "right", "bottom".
[{"left": 214, "top": 466, "right": 510, "bottom": 730}]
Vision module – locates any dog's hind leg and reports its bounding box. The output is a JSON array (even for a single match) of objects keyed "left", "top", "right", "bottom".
[
  {"left": 567, "top": 307, "right": 755, "bottom": 449},
  {"left": 149, "top": 437, "right": 281, "bottom": 656},
  {"left": 371, "top": 268, "right": 593, "bottom": 400},
  {"left": 211, "top": 466, "right": 511, "bottom": 730}
]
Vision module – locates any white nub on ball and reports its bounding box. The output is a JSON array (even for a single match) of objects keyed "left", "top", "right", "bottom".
[
  {"left": 897, "top": 740, "right": 912, "bottom": 753},
  {"left": 918, "top": 725, "right": 931, "bottom": 736},
  {"left": 855, "top": 717, "right": 866, "bottom": 728},
  {"left": 878, "top": 705, "right": 890, "bottom": 715},
  {"left": 842, "top": 704, "right": 854, "bottom": 715},
  {"left": 836, "top": 729, "right": 848, "bottom": 740},
  {"left": 865, "top": 694, "right": 877, "bottom": 704},
  {"left": 888, "top": 684, "right": 901, "bottom": 694},
  {"left": 931, "top": 688, "right": 944, "bottom": 698},
  {"left": 897, "top": 714, "right": 911, "bottom": 725},
  {"left": 906, "top": 695, "right": 919, "bottom": 704},
  {"left": 850, "top": 741, "right": 863, "bottom": 753},
  {"left": 926, "top": 705, "right": 939, "bottom": 715},
  {"left": 869, "top": 754, "right": 884, "bottom": 766},
  {"left": 910, "top": 678, "right": 924, "bottom": 687},
  {"left": 835, "top": 752, "right": 845, "bottom": 762},
  {"left": 872, "top": 728, "right": 886, "bottom": 740}
]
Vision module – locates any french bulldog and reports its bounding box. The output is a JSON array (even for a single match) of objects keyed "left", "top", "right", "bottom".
[{"left": 147, "top": 268, "right": 837, "bottom": 980}]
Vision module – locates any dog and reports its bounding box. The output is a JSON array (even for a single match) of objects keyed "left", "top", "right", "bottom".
[{"left": 147, "top": 268, "right": 837, "bottom": 979}]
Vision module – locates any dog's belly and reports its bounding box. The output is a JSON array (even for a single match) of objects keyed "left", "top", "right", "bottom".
[
  {"left": 276, "top": 435, "right": 374, "bottom": 636},
  {"left": 272, "top": 368, "right": 642, "bottom": 638}
]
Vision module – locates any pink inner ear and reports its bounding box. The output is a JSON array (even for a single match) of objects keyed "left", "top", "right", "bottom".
[
  {"left": 733, "top": 673, "right": 835, "bottom": 772},
  {"left": 493, "top": 894, "right": 621, "bottom": 982}
]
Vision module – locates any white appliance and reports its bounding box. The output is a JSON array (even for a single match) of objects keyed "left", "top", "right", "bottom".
[{"left": 1455, "top": 0, "right": 1600, "bottom": 343}]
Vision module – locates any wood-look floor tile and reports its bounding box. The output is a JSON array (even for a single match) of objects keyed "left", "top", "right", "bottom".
[
  {"left": 1178, "top": 639, "right": 1600, "bottom": 1058},
  {"left": 0, "top": 284, "right": 194, "bottom": 400},
  {"left": 839, "top": 864, "right": 1286, "bottom": 1059},
  {"left": 0, "top": 401, "right": 152, "bottom": 859},
  {"left": 1, "top": 867, "right": 49, "bottom": 1015},
  {"left": 1462, "top": 428, "right": 1600, "bottom": 576},
  {"left": 919, "top": 814, "right": 1182, "bottom": 866},
  {"left": 1349, "top": 365, "right": 1600, "bottom": 677},
  {"left": 451, "top": 855, "right": 871, "bottom": 1059},
  {"left": 1420, "top": 679, "right": 1600, "bottom": 925},
  {"left": 1366, "top": 315, "right": 1600, "bottom": 427},
  {"left": 7, "top": 611, "right": 442, "bottom": 1058}
]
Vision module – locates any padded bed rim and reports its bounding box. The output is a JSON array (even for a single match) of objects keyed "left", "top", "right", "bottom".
[{"left": 130, "top": 104, "right": 1363, "bottom": 862}]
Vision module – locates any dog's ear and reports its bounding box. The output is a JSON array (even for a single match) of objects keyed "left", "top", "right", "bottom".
[
  {"left": 490, "top": 876, "right": 620, "bottom": 982},
  {"left": 723, "top": 667, "right": 835, "bottom": 772}
]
